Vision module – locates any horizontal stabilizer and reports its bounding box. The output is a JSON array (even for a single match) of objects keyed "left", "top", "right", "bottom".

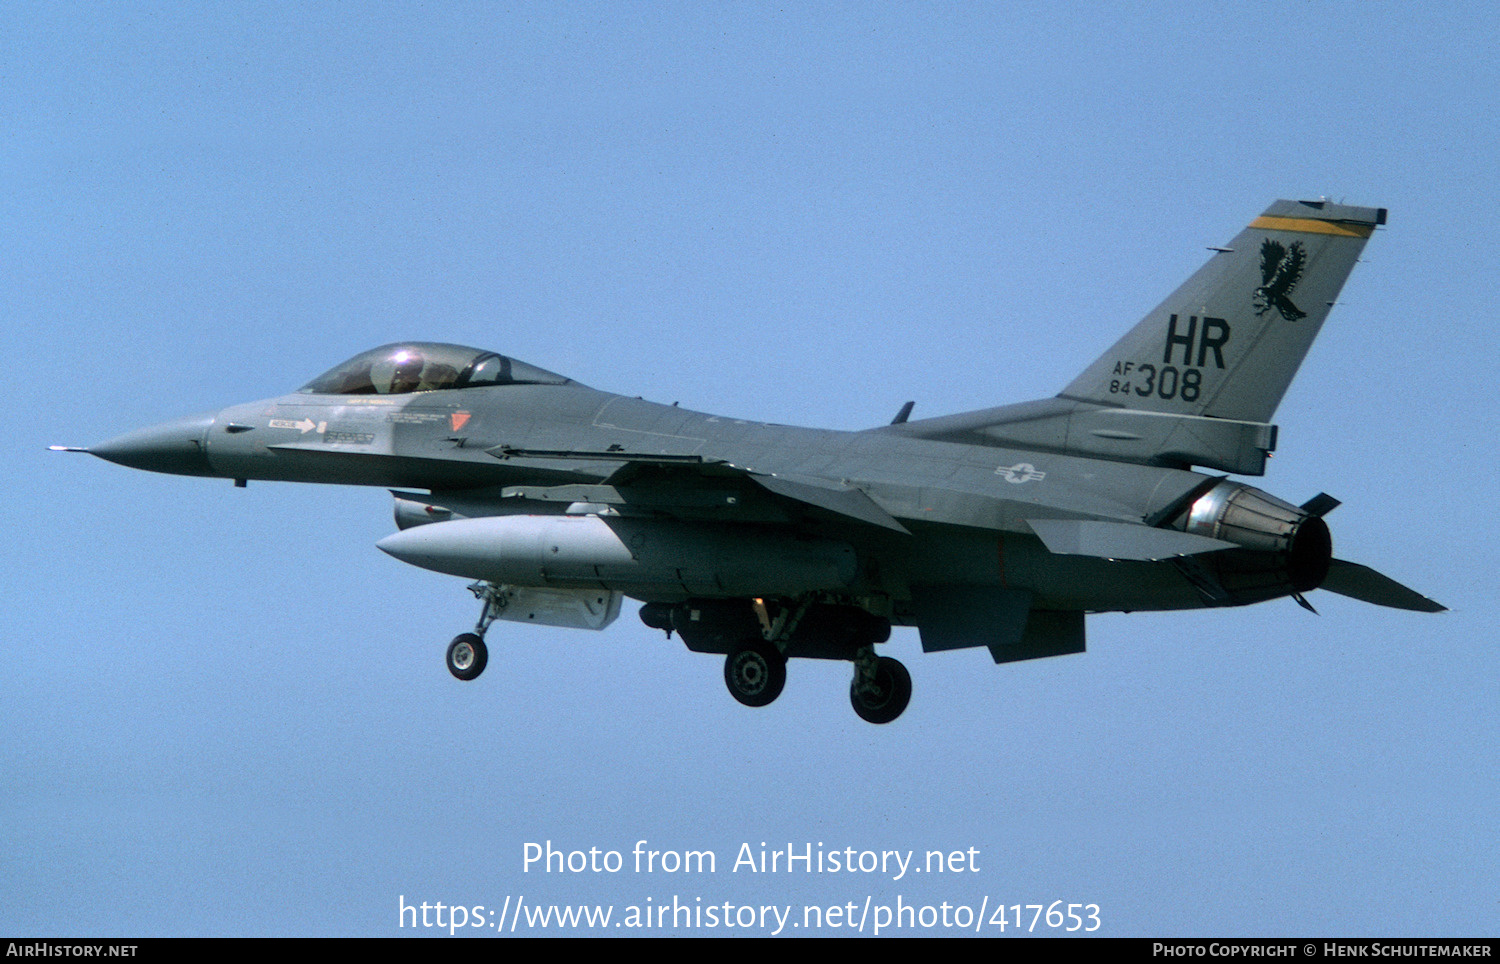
[
  {"left": 1320, "top": 559, "right": 1447, "bottom": 612},
  {"left": 1027, "top": 519, "right": 1236, "bottom": 561}
]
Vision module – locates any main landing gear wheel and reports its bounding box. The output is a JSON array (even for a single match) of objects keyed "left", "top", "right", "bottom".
[
  {"left": 724, "top": 640, "right": 786, "bottom": 707},
  {"left": 850, "top": 655, "right": 911, "bottom": 724},
  {"left": 446, "top": 633, "right": 488, "bottom": 681}
]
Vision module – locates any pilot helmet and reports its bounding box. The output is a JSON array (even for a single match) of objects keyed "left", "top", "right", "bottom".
[{"left": 387, "top": 349, "right": 425, "bottom": 392}]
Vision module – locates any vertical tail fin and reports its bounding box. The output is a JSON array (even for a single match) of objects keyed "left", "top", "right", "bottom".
[{"left": 1061, "top": 199, "right": 1385, "bottom": 424}]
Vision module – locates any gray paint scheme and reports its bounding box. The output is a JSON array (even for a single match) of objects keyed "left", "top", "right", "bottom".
[{"left": 61, "top": 199, "right": 1443, "bottom": 721}]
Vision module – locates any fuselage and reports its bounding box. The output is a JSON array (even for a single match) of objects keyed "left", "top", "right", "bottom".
[
  {"left": 67, "top": 200, "right": 1441, "bottom": 724},
  {"left": 103, "top": 378, "right": 1258, "bottom": 618}
]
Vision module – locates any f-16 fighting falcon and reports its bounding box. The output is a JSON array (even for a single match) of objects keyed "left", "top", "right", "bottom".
[{"left": 58, "top": 199, "right": 1443, "bottom": 723}]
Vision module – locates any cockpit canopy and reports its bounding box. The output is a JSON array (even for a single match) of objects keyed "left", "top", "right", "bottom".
[{"left": 299, "top": 343, "right": 575, "bottom": 396}]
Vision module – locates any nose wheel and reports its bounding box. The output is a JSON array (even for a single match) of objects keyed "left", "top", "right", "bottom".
[
  {"left": 442, "top": 581, "right": 507, "bottom": 681},
  {"left": 446, "top": 633, "right": 488, "bottom": 681}
]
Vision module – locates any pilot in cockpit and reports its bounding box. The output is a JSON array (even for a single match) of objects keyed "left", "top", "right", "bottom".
[
  {"left": 421, "top": 363, "right": 460, "bottom": 392},
  {"left": 387, "top": 350, "right": 425, "bottom": 394}
]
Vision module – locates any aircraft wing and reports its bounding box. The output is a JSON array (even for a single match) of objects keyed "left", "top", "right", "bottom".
[{"left": 486, "top": 446, "right": 911, "bottom": 534}]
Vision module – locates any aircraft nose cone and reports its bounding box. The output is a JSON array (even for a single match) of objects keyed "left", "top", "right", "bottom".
[{"left": 88, "top": 412, "right": 218, "bottom": 476}]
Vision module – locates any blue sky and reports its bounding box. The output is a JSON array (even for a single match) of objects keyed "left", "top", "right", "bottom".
[{"left": 5, "top": 2, "right": 1496, "bottom": 936}]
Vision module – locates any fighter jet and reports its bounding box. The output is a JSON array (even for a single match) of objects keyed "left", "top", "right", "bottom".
[{"left": 58, "top": 198, "right": 1443, "bottom": 724}]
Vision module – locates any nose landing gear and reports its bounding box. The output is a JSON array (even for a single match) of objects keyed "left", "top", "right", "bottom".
[
  {"left": 443, "top": 581, "right": 507, "bottom": 681},
  {"left": 446, "top": 633, "right": 488, "bottom": 681}
]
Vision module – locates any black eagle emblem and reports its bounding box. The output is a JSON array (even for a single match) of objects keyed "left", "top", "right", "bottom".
[{"left": 1253, "top": 239, "right": 1307, "bottom": 321}]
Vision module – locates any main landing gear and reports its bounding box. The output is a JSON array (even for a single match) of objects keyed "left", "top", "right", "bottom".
[
  {"left": 722, "top": 639, "right": 910, "bottom": 724},
  {"left": 644, "top": 599, "right": 913, "bottom": 724},
  {"left": 849, "top": 648, "right": 912, "bottom": 725},
  {"left": 443, "top": 582, "right": 505, "bottom": 681},
  {"left": 724, "top": 640, "right": 787, "bottom": 707},
  {"left": 440, "top": 587, "right": 915, "bottom": 724}
]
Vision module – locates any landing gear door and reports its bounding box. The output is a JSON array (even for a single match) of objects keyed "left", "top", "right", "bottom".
[{"left": 490, "top": 586, "right": 623, "bottom": 631}]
